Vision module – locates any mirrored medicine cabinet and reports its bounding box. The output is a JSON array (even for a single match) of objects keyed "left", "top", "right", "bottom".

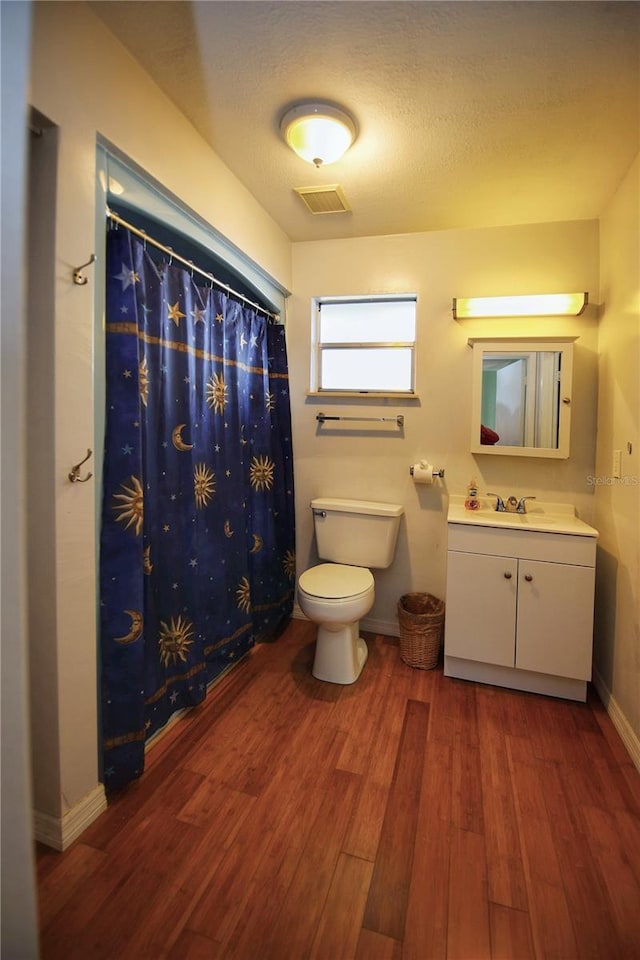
[{"left": 469, "top": 337, "right": 576, "bottom": 459}]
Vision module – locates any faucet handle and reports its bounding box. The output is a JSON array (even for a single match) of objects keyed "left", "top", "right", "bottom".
[
  {"left": 487, "top": 492, "right": 506, "bottom": 512},
  {"left": 516, "top": 496, "right": 536, "bottom": 514}
]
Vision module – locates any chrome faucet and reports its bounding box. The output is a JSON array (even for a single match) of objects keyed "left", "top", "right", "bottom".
[{"left": 487, "top": 493, "right": 537, "bottom": 514}]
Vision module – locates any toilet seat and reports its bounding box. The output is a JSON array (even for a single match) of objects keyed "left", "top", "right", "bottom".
[{"left": 298, "top": 563, "right": 374, "bottom": 601}]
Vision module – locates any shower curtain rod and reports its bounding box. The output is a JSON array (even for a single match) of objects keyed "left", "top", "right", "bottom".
[{"left": 106, "top": 207, "right": 279, "bottom": 321}]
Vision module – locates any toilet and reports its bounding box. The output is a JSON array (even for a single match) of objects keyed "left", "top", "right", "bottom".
[{"left": 298, "top": 497, "right": 404, "bottom": 684}]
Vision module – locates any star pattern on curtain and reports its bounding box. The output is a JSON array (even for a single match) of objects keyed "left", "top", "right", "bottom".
[{"left": 100, "top": 226, "right": 295, "bottom": 791}]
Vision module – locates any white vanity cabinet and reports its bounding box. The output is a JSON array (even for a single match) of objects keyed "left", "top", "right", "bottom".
[{"left": 444, "top": 512, "right": 597, "bottom": 701}]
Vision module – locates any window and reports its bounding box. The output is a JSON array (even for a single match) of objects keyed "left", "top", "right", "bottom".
[{"left": 311, "top": 296, "right": 417, "bottom": 395}]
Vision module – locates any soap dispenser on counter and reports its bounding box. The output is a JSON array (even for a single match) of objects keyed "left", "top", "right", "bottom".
[{"left": 464, "top": 478, "right": 480, "bottom": 510}]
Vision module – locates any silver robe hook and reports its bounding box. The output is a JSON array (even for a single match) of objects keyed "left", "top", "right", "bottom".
[
  {"left": 69, "top": 448, "right": 93, "bottom": 483},
  {"left": 73, "top": 254, "right": 96, "bottom": 285}
]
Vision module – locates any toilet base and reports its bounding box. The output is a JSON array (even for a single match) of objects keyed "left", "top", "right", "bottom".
[{"left": 312, "top": 621, "right": 368, "bottom": 685}]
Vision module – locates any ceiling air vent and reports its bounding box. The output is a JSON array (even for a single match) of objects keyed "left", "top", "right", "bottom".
[{"left": 294, "top": 184, "right": 351, "bottom": 215}]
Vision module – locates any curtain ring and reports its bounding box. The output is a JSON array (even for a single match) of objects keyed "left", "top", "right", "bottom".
[{"left": 167, "top": 246, "right": 173, "bottom": 266}]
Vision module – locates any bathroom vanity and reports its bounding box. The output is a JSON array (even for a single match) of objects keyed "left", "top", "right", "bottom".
[{"left": 444, "top": 497, "right": 598, "bottom": 701}]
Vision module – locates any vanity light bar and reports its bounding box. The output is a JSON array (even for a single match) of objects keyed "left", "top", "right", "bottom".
[{"left": 452, "top": 292, "right": 588, "bottom": 319}]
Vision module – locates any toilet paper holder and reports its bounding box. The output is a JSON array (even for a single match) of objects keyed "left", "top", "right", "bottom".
[{"left": 409, "top": 463, "right": 445, "bottom": 478}]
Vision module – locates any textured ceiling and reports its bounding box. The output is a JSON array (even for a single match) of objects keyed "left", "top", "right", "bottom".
[{"left": 90, "top": 0, "right": 639, "bottom": 242}]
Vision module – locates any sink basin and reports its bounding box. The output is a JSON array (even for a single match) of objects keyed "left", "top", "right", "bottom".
[{"left": 447, "top": 497, "right": 598, "bottom": 537}]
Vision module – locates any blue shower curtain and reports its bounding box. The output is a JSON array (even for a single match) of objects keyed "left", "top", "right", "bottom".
[{"left": 100, "top": 225, "right": 295, "bottom": 792}]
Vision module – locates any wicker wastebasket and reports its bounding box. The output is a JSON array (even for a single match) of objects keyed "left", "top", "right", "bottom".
[{"left": 397, "top": 592, "right": 445, "bottom": 670}]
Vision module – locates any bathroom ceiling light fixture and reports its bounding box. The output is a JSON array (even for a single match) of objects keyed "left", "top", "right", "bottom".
[
  {"left": 452, "top": 293, "right": 588, "bottom": 319},
  {"left": 280, "top": 101, "right": 357, "bottom": 168}
]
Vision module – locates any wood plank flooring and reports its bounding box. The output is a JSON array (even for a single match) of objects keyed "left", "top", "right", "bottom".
[{"left": 36, "top": 619, "right": 640, "bottom": 959}]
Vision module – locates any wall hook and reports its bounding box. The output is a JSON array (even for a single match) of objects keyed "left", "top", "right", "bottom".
[
  {"left": 69, "top": 448, "right": 93, "bottom": 483},
  {"left": 73, "top": 254, "right": 96, "bottom": 285}
]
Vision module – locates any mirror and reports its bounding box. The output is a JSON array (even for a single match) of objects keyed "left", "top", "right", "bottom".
[{"left": 469, "top": 337, "right": 575, "bottom": 459}]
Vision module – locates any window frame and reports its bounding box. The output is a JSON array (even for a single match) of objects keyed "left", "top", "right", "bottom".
[{"left": 310, "top": 295, "right": 418, "bottom": 397}]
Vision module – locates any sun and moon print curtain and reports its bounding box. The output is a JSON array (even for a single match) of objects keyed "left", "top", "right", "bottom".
[{"left": 100, "top": 223, "right": 295, "bottom": 792}]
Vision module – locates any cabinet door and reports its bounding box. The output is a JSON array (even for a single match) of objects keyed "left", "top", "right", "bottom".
[
  {"left": 516, "top": 560, "right": 595, "bottom": 679},
  {"left": 444, "top": 551, "right": 517, "bottom": 667}
]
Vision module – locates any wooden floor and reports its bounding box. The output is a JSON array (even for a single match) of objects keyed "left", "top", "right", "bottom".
[{"left": 37, "top": 619, "right": 640, "bottom": 960}]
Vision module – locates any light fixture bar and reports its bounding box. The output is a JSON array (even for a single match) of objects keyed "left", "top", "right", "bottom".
[{"left": 452, "top": 292, "right": 588, "bottom": 319}]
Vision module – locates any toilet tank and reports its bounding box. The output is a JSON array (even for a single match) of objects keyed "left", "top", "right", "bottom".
[{"left": 311, "top": 498, "right": 404, "bottom": 569}]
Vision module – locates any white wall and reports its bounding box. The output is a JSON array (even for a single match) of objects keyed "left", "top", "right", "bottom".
[
  {"left": 594, "top": 154, "right": 640, "bottom": 759},
  {"left": 290, "top": 220, "right": 599, "bottom": 633},
  {"left": 28, "top": 0, "right": 291, "bottom": 837},
  {"left": 1, "top": 0, "right": 40, "bottom": 954}
]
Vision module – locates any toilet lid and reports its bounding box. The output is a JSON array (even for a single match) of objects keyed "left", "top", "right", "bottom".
[{"left": 299, "top": 563, "right": 374, "bottom": 599}]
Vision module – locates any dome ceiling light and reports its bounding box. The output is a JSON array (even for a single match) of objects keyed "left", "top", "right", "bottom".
[{"left": 280, "top": 101, "right": 357, "bottom": 168}]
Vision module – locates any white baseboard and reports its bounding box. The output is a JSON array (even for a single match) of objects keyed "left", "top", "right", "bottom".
[
  {"left": 33, "top": 784, "right": 107, "bottom": 851},
  {"left": 361, "top": 616, "right": 399, "bottom": 638},
  {"left": 592, "top": 668, "right": 640, "bottom": 772},
  {"left": 292, "top": 604, "right": 399, "bottom": 639}
]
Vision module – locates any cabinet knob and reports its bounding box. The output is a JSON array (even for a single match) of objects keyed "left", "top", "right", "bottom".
[
  {"left": 504, "top": 572, "right": 512, "bottom": 579},
  {"left": 524, "top": 574, "right": 533, "bottom": 582}
]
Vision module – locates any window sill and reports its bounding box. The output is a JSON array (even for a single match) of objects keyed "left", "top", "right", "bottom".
[{"left": 306, "top": 391, "right": 421, "bottom": 400}]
